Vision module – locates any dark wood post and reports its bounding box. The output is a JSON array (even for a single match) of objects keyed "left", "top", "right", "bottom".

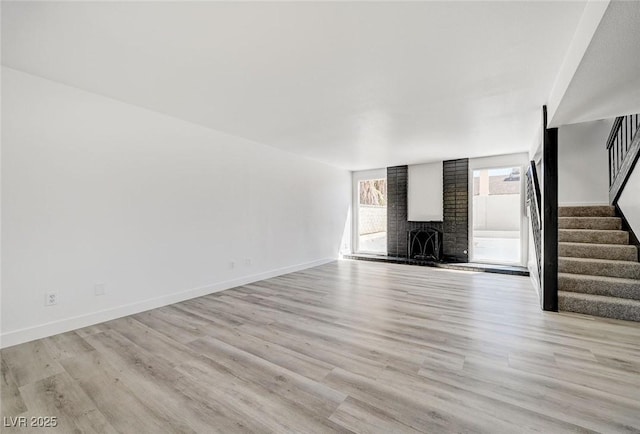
[{"left": 542, "top": 106, "right": 558, "bottom": 312}]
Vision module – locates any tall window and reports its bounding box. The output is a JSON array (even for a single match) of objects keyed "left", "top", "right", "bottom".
[
  {"left": 357, "top": 178, "right": 387, "bottom": 254},
  {"left": 471, "top": 167, "right": 522, "bottom": 264}
]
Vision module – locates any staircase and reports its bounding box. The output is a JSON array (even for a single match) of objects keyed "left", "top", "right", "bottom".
[{"left": 558, "top": 205, "right": 640, "bottom": 321}]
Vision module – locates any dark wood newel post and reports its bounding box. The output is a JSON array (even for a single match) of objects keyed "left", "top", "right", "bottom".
[{"left": 542, "top": 106, "right": 558, "bottom": 311}]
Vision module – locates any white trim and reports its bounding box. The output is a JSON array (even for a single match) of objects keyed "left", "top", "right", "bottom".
[{"left": 0, "top": 258, "right": 334, "bottom": 349}]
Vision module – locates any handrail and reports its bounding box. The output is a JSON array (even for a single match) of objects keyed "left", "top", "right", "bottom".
[
  {"left": 528, "top": 161, "right": 541, "bottom": 216},
  {"left": 608, "top": 113, "right": 640, "bottom": 203},
  {"left": 526, "top": 161, "right": 542, "bottom": 284},
  {"left": 606, "top": 117, "right": 624, "bottom": 151}
]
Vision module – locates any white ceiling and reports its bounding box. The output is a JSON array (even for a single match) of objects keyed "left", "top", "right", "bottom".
[
  {"left": 549, "top": 0, "right": 640, "bottom": 127},
  {"left": 2, "top": 1, "right": 588, "bottom": 170}
]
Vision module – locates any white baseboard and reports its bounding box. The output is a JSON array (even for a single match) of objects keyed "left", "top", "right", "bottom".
[
  {"left": 0, "top": 258, "right": 334, "bottom": 349},
  {"left": 527, "top": 261, "right": 541, "bottom": 298}
]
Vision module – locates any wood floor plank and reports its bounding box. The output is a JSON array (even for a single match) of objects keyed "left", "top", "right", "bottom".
[
  {"left": 377, "top": 365, "right": 596, "bottom": 433},
  {"left": 187, "top": 336, "right": 347, "bottom": 416},
  {"left": 16, "top": 371, "right": 117, "bottom": 434},
  {"left": 41, "top": 330, "right": 95, "bottom": 361},
  {"left": 74, "top": 323, "right": 110, "bottom": 338},
  {"left": 0, "top": 358, "right": 27, "bottom": 419},
  {"left": 507, "top": 350, "right": 640, "bottom": 400},
  {"left": 419, "top": 358, "right": 640, "bottom": 432},
  {"left": 329, "top": 396, "right": 422, "bottom": 434},
  {"left": 104, "top": 316, "right": 198, "bottom": 367},
  {"left": 176, "top": 355, "right": 351, "bottom": 433},
  {"left": 80, "top": 330, "right": 261, "bottom": 433},
  {"left": 193, "top": 323, "right": 335, "bottom": 381},
  {"left": 132, "top": 308, "right": 207, "bottom": 343},
  {"left": 324, "top": 366, "right": 481, "bottom": 433},
  {"left": 60, "top": 350, "right": 192, "bottom": 433},
  {"left": 238, "top": 322, "right": 388, "bottom": 379},
  {"left": 1, "top": 340, "right": 65, "bottom": 387},
  {"left": 1, "top": 260, "right": 639, "bottom": 432}
]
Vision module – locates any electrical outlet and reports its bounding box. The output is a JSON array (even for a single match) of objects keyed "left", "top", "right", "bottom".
[
  {"left": 94, "top": 283, "right": 105, "bottom": 296},
  {"left": 244, "top": 258, "right": 252, "bottom": 266},
  {"left": 45, "top": 291, "right": 58, "bottom": 306}
]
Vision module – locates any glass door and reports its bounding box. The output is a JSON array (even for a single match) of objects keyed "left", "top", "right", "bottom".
[
  {"left": 356, "top": 178, "right": 387, "bottom": 254},
  {"left": 471, "top": 166, "right": 522, "bottom": 264}
]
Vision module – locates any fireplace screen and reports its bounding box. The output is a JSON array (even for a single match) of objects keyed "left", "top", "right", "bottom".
[{"left": 407, "top": 229, "right": 441, "bottom": 261}]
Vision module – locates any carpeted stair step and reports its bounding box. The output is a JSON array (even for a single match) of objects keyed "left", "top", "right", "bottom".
[
  {"left": 558, "top": 217, "right": 621, "bottom": 230},
  {"left": 559, "top": 229, "right": 629, "bottom": 245},
  {"left": 559, "top": 242, "right": 638, "bottom": 261},
  {"left": 559, "top": 291, "right": 640, "bottom": 322},
  {"left": 559, "top": 206, "right": 616, "bottom": 217},
  {"left": 559, "top": 257, "right": 640, "bottom": 279},
  {"left": 559, "top": 273, "right": 640, "bottom": 300}
]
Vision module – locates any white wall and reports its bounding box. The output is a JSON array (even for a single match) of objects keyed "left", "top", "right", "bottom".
[
  {"left": 558, "top": 118, "right": 614, "bottom": 206},
  {"left": 1, "top": 68, "right": 351, "bottom": 348},
  {"left": 408, "top": 162, "right": 443, "bottom": 221},
  {"left": 472, "top": 195, "right": 521, "bottom": 231},
  {"left": 618, "top": 163, "right": 640, "bottom": 237}
]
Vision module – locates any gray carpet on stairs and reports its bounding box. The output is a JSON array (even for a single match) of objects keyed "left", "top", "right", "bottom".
[
  {"left": 559, "top": 257, "right": 640, "bottom": 279},
  {"left": 559, "top": 291, "right": 640, "bottom": 322},
  {"left": 559, "top": 242, "right": 638, "bottom": 261},
  {"left": 559, "top": 229, "right": 629, "bottom": 244},
  {"left": 559, "top": 217, "right": 621, "bottom": 230},
  {"left": 559, "top": 273, "right": 640, "bottom": 300},
  {"left": 558, "top": 205, "right": 616, "bottom": 217},
  {"left": 557, "top": 206, "right": 640, "bottom": 322}
]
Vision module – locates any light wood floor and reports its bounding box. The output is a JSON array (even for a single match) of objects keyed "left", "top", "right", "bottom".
[{"left": 2, "top": 260, "right": 640, "bottom": 433}]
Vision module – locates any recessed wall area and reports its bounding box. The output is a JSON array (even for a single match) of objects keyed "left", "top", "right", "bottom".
[
  {"left": 362, "top": 155, "right": 529, "bottom": 267},
  {"left": 558, "top": 118, "right": 614, "bottom": 206},
  {"left": 385, "top": 160, "right": 469, "bottom": 262},
  {"left": 618, "top": 156, "right": 640, "bottom": 239},
  {"left": 408, "top": 162, "right": 443, "bottom": 222}
]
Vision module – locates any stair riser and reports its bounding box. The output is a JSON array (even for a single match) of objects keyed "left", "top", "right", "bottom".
[
  {"left": 559, "top": 295, "right": 640, "bottom": 322},
  {"left": 559, "top": 275, "right": 640, "bottom": 300},
  {"left": 559, "top": 259, "right": 640, "bottom": 279},
  {"left": 559, "top": 230, "right": 628, "bottom": 245},
  {"left": 559, "top": 206, "right": 616, "bottom": 218},
  {"left": 558, "top": 218, "right": 621, "bottom": 230},
  {"left": 559, "top": 244, "right": 638, "bottom": 261}
]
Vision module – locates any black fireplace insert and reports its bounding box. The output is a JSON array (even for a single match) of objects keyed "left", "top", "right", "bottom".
[{"left": 407, "top": 229, "right": 442, "bottom": 261}]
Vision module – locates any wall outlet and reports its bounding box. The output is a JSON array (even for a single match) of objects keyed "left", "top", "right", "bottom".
[
  {"left": 94, "top": 283, "right": 105, "bottom": 296},
  {"left": 244, "top": 258, "right": 252, "bottom": 266},
  {"left": 45, "top": 291, "right": 58, "bottom": 306}
]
